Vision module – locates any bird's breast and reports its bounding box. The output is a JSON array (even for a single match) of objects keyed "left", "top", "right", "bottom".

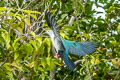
[{"left": 51, "top": 37, "right": 65, "bottom": 53}]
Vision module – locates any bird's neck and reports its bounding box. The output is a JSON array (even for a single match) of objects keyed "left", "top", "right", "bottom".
[{"left": 49, "top": 33, "right": 55, "bottom": 42}]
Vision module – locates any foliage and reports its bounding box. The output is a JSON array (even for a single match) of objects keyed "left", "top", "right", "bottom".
[{"left": 0, "top": 0, "right": 120, "bottom": 80}]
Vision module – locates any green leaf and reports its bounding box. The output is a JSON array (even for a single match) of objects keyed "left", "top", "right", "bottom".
[
  {"left": 0, "top": 29, "right": 11, "bottom": 49},
  {"left": 0, "top": 7, "right": 13, "bottom": 11},
  {"left": 46, "top": 57, "right": 51, "bottom": 66},
  {"left": 24, "top": 43, "right": 33, "bottom": 55},
  {"left": 24, "top": 18, "right": 30, "bottom": 25},
  {"left": 6, "top": 12, "right": 15, "bottom": 16},
  {"left": 39, "top": 43, "right": 44, "bottom": 55},
  {"left": 14, "top": 52, "right": 19, "bottom": 60},
  {"left": 117, "top": 24, "right": 120, "bottom": 34},
  {"left": 6, "top": 71, "right": 13, "bottom": 79},
  {"left": 0, "top": 35, "right": 5, "bottom": 47},
  {"left": 60, "top": 32, "right": 69, "bottom": 39},
  {"left": 3, "top": 63, "right": 12, "bottom": 71},
  {"left": 16, "top": 16, "right": 22, "bottom": 21},
  {"left": 30, "top": 14, "right": 37, "bottom": 20},
  {"left": 29, "top": 31, "right": 36, "bottom": 38},
  {"left": 111, "top": 40, "right": 116, "bottom": 45},
  {"left": 25, "top": 62, "right": 34, "bottom": 68},
  {"left": 12, "top": 36, "right": 25, "bottom": 50},
  {"left": 82, "top": 33, "right": 90, "bottom": 40},
  {"left": 11, "top": 63, "right": 23, "bottom": 71},
  {"left": 41, "top": 58, "right": 46, "bottom": 68},
  {"left": 21, "top": 10, "right": 41, "bottom": 14},
  {"left": 43, "top": 38, "right": 51, "bottom": 56},
  {"left": 61, "top": 14, "right": 67, "bottom": 19},
  {"left": 79, "top": 1, "right": 85, "bottom": 13},
  {"left": 34, "top": 59, "right": 40, "bottom": 71},
  {"left": 29, "top": 38, "right": 38, "bottom": 52}
]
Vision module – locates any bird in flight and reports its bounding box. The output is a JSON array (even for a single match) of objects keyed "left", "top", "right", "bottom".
[{"left": 45, "top": 10, "right": 97, "bottom": 70}]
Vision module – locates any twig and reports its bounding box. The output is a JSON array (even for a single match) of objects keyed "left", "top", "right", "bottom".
[
  {"left": 15, "top": 0, "right": 20, "bottom": 9},
  {"left": 74, "top": 59, "right": 81, "bottom": 65},
  {"left": 114, "top": 70, "right": 120, "bottom": 80}
]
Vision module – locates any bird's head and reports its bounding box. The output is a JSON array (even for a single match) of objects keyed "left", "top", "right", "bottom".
[{"left": 45, "top": 30, "right": 55, "bottom": 38}]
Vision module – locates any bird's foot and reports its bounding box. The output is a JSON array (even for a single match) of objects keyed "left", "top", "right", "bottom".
[{"left": 56, "top": 53, "right": 61, "bottom": 58}]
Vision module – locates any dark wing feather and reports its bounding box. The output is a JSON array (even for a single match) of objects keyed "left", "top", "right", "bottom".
[
  {"left": 45, "top": 10, "right": 59, "bottom": 36},
  {"left": 60, "top": 52, "right": 75, "bottom": 70},
  {"left": 69, "top": 42, "right": 97, "bottom": 56}
]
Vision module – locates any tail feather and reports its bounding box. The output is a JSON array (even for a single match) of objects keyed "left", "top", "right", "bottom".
[
  {"left": 64, "top": 57, "right": 75, "bottom": 70},
  {"left": 60, "top": 53, "right": 75, "bottom": 70}
]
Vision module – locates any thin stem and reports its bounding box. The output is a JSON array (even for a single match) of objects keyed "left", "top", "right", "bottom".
[{"left": 114, "top": 70, "right": 120, "bottom": 80}]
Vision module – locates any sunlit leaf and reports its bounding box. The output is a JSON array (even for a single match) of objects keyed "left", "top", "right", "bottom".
[
  {"left": 12, "top": 36, "right": 25, "bottom": 50},
  {"left": 41, "top": 58, "right": 46, "bottom": 68},
  {"left": 24, "top": 43, "right": 33, "bottom": 55},
  {"left": 24, "top": 18, "right": 30, "bottom": 25},
  {"left": 0, "top": 29, "right": 11, "bottom": 49},
  {"left": 0, "top": 7, "right": 13, "bottom": 11},
  {"left": 29, "top": 38, "right": 38, "bottom": 52},
  {"left": 30, "top": 14, "right": 37, "bottom": 20},
  {"left": 29, "top": 31, "right": 36, "bottom": 38},
  {"left": 117, "top": 24, "right": 120, "bottom": 34},
  {"left": 43, "top": 38, "right": 51, "bottom": 56},
  {"left": 0, "top": 35, "right": 5, "bottom": 47},
  {"left": 25, "top": 62, "right": 34, "bottom": 68},
  {"left": 14, "top": 52, "right": 19, "bottom": 60},
  {"left": 16, "top": 16, "right": 22, "bottom": 21},
  {"left": 11, "top": 63, "right": 23, "bottom": 71},
  {"left": 3, "top": 63, "right": 12, "bottom": 71},
  {"left": 21, "top": 9, "right": 40, "bottom": 14}
]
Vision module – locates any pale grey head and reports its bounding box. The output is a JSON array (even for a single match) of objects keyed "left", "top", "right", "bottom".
[{"left": 45, "top": 30, "right": 55, "bottom": 38}]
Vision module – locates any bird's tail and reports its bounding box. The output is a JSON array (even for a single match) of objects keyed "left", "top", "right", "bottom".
[
  {"left": 61, "top": 53, "right": 75, "bottom": 70},
  {"left": 64, "top": 57, "right": 75, "bottom": 70}
]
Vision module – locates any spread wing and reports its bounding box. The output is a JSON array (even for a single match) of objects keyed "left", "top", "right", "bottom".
[
  {"left": 45, "top": 10, "right": 60, "bottom": 37},
  {"left": 61, "top": 38, "right": 97, "bottom": 56}
]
